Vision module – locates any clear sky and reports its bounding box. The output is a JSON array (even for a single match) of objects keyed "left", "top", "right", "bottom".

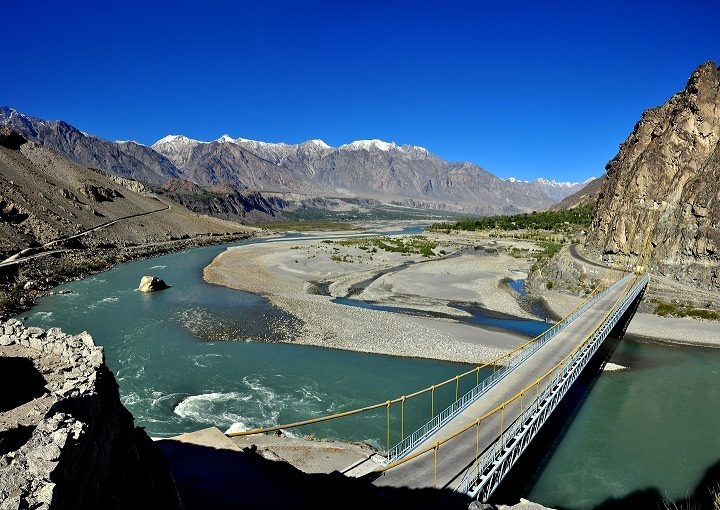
[{"left": 3, "top": 0, "right": 719, "bottom": 183}]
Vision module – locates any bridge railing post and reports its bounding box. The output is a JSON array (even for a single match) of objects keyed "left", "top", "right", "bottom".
[
  {"left": 461, "top": 274, "right": 648, "bottom": 499},
  {"left": 386, "top": 400, "right": 391, "bottom": 455},
  {"left": 385, "top": 274, "right": 642, "bottom": 465}
]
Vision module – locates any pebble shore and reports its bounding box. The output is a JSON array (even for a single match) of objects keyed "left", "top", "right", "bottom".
[
  {"left": 203, "top": 234, "right": 539, "bottom": 364},
  {"left": 205, "top": 231, "right": 720, "bottom": 358},
  {"left": 542, "top": 288, "right": 720, "bottom": 348}
]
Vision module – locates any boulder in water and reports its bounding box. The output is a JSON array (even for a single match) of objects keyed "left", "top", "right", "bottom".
[{"left": 138, "top": 275, "right": 170, "bottom": 292}]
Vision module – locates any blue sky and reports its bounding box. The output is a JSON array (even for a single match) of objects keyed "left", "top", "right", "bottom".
[{"left": 3, "top": 0, "right": 719, "bottom": 182}]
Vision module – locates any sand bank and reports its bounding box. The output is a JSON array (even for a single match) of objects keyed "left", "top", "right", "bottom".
[
  {"left": 203, "top": 234, "right": 538, "bottom": 364},
  {"left": 542, "top": 287, "right": 720, "bottom": 348},
  {"left": 205, "top": 231, "right": 720, "bottom": 360}
]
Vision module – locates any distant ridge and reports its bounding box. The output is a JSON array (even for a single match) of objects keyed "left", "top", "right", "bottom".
[{"left": 1, "top": 106, "right": 590, "bottom": 215}]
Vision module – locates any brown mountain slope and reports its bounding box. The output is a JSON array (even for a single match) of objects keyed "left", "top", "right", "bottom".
[
  {"left": 584, "top": 61, "right": 720, "bottom": 291},
  {"left": 550, "top": 176, "right": 604, "bottom": 210},
  {"left": 0, "top": 129, "right": 253, "bottom": 316},
  {"left": 0, "top": 130, "right": 248, "bottom": 255}
]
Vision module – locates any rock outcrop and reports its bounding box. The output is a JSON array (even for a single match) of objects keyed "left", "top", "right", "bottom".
[
  {"left": 138, "top": 275, "right": 169, "bottom": 292},
  {"left": 154, "top": 179, "right": 282, "bottom": 223},
  {"left": 0, "top": 127, "right": 27, "bottom": 150},
  {"left": 0, "top": 319, "right": 182, "bottom": 510},
  {"left": 585, "top": 61, "right": 720, "bottom": 290}
]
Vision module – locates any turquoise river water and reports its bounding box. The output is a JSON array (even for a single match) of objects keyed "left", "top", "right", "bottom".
[{"left": 16, "top": 233, "right": 720, "bottom": 509}]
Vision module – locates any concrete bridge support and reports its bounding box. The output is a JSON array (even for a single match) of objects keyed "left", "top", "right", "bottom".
[{"left": 610, "top": 282, "right": 646, "bottom": 339}]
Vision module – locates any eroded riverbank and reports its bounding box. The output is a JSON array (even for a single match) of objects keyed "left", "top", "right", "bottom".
[{"left": 203, "top": 232, "right": 541, "bottom": 364}]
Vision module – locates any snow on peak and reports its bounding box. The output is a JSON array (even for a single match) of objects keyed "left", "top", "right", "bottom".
[
  {"left": 536, "top": 178, "right": 580, "bottom": 188},
  {"left": 235, "top": 137, "right": 261, "bottom": 144},
  {"left": 235, "top": 137, "right": 291, "bottom": 149},
  {"left": 340, "top": 139, "right": 400, "bottom": 152},
  {"left": 115, "top": 140, "right": 142, "bottom": 145},
  {"left": 216, "top": 134, "right": 236, "bottom": 143},
  {"left": 506, "top": 177, "right": 584, "bottom": 187},
  {"left": 153, "top": 134, "right": 202, "bottom": 146},
  {"left": 303, "top": 139, "right": 331, "bottom": 149}
]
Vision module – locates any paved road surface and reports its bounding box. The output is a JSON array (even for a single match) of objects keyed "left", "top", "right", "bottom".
[{"left": 372, "top": 278, "right": 630, "bottom": 490}]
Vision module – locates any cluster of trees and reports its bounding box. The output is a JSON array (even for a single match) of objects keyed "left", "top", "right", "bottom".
[
  {"left": 337, "top": 236, "right": 440, "bottom": 257},
  {"left": 429, "top": 203, "right": 595, "bottom": 233}
]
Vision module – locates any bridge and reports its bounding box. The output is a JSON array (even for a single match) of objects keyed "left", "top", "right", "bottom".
[{"left": 228, "top": 270, "right": 649, "bottom": 503}]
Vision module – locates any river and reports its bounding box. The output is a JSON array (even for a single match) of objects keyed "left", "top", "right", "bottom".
[{"left": 16, "top": 232, "right": 720, "bottom": 509}]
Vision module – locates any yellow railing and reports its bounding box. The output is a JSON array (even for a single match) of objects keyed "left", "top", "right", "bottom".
[
  {"left": 226, "top": 272, "right": 620, "bottom": 441},
  {"left": 375, "top": 273, "right": 641, "bottom": 482}
]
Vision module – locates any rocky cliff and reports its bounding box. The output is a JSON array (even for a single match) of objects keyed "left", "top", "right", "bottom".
[
  {"left": 0, "top": 319, "right": 182, "bottom": 509},
  {"left": 0, "top": 108, "right": 179, "bottom": 184},
  {"left": 585, "top": 61, "right": 720, "bottom": 290}
]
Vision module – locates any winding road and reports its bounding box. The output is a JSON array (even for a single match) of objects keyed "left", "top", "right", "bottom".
[{"left": 0, "top": 204, "right": 170, "bottom": 268}]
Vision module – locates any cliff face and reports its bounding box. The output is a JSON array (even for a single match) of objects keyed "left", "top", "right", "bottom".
[
  {"left": 0, "top": 319, "right": 182, "bottom": 510},
  {"left": 585, "top": 61, "right": 720, "bottom": 290}
]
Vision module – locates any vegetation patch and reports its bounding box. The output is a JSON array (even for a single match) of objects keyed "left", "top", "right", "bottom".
[
  {"left": 428, "top": 203, "right": 595, "bottom": 233},
  {"left": 336, "top": 236, "right": 438, "bottom": 257},
  {"left": 0, "top": 285, "right": 23, "bottom": 316},
  {"left": 193, "top": 190, "right": 226, "bottom": 203},
  {"left": 650, "top": 298, "right": 720, "bottom": 320},
  {"left": 56, "top": 256, "right": 113, "bottom": 279}
]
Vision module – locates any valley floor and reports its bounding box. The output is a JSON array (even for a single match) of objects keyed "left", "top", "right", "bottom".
[
  {"left": 204, "top": 230, "right": 720, "bottom": 361},
  {"left": 204, "top": 231, "right": 538, "bottom": 364},
  {"left": 543, "top": 289, "right": 720, "bottom": 348}
]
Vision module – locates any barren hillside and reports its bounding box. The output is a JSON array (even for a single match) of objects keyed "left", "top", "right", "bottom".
[{"left": 0, "top": 128, "right": 256, "bottom": 317}]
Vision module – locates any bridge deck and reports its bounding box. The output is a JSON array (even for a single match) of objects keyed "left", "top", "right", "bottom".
[{"left": 371, "top": 279, "right": 630, "bottom": 491}]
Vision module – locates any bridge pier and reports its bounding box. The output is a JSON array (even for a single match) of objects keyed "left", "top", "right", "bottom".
[
  {"left": 458, "top": 274, "right": 649, "bottom": 501},
  {"left": 610, "top": 282, "right": 646, "bottom": 339}
]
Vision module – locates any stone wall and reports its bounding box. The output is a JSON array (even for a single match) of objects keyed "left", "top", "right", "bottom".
[{"left": 0, "top": 319, "right": 183, "bottom": 510}]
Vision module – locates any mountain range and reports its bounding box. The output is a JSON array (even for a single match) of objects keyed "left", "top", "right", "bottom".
[
  {"left": 0, "top": 107, "right": 591, "bottom": 218},
  {"left": 0, "top": 126, "right": 247, "bottom": 265}
]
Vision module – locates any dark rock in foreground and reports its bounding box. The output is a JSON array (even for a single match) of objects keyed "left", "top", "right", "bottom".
[{"left": 0, "top": 319, "right": 182, "bottom": 510}]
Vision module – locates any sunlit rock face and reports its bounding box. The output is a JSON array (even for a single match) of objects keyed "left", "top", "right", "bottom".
[
  {"left": 586, "top": 61, "right": 720, "bottom": 291},
  {"left": 138, "top": 275, "right": 170, "bottom": 292}
]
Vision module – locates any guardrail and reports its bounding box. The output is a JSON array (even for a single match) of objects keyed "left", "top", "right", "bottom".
[
  {"left": 384, "top": 273, "right": 636, "bottom": 463},
  {"left": 458, "top": 274, "right": 648, "bottom": 500}
]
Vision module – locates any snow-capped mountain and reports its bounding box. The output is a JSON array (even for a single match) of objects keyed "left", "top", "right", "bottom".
[
  {"left": 148, "top": 133, "right": 567, "bottom": 212},
  {"left": 1, "top": 106, "right": 590, "bottom": 214},
  {"left": 151, "top": 135, "right": 206, "bottom": 167},
  {"left": 505, "top": 176, "right": 595, "bottom": 202}
]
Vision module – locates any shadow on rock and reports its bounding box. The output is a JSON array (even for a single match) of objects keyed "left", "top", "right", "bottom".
[
  {"left": 0, "top": 356, "right": 46, "bottom": 412},
  {"left": 155, "top": 439, "right": 473, "bottom": 510},
  {"left": 588, "top": 459, "right": 720, "bottom": 510}
]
